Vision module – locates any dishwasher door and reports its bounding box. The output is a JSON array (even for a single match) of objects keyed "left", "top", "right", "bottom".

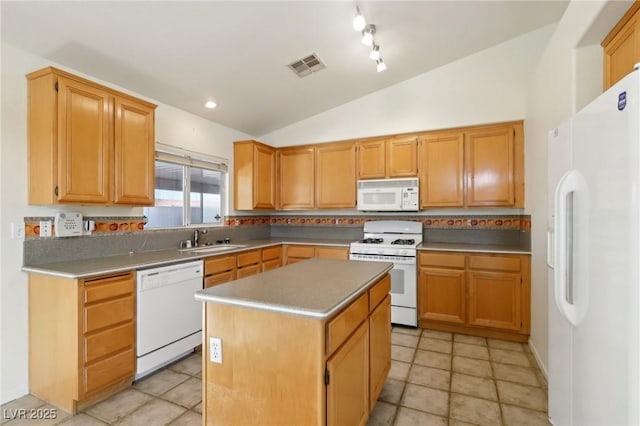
[{"left": 136, "top": 260, "right": 203, "bottom": 378}]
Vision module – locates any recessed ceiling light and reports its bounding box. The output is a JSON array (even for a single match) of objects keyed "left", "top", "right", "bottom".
[{"left": 205, "top": 100, "right": 217, "bottom": 109}]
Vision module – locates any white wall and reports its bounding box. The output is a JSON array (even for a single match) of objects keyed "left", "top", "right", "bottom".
[
  {"left": 524, "top": 0, "right": 630, "bottom": 375},
  {"left": 0, "top": 42, "right": 250, "bottom": 404},
  {"left": 259, "top": 25, "right": 556, "bottom": 146}
]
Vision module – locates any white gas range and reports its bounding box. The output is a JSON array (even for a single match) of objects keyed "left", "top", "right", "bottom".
[{"left": 349, "top": 220, "right": 422, "bottom": 327}]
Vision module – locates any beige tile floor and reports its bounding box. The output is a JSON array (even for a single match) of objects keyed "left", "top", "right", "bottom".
[{"left": 2, "top": 328, "right": 549, "bottom": 426}]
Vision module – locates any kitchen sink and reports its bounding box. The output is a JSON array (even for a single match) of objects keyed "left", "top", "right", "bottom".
[{"left": 181, "top": 244, "right": 248, "bottom": 254}]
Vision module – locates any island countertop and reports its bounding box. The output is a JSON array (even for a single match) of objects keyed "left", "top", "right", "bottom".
[{"left": 194, "top": 258, "right": 392, "bottom": 319}]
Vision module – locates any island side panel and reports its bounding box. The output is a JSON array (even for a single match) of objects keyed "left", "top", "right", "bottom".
[{"left": 203, "top": 302, "right": 325, "bottom": 426}]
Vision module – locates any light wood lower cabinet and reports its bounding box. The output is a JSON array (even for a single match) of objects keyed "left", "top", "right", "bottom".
[
  {"left": 418, "top": 251, "right": 530, "bottom": 342},
  {"left": 368, "top": 295, "right": 391, "bottom": 409},
  {"left": 326, "top": 322, "right": 369, "bottom": 426},
  {"left": 419, "top": 261, "right": 466, "bottom": 325},
  {"left": 237, "top": 249, "right": 261, "bottom": 278},
  {"left": 204, "top": 254, "right": 236, "bottom": 288},
  {"left": 284, "top": 244, "right": 349, "bottom": 264},
  {"left": 261, "top": 246, "right": 282, "bottom": 271},
  {"left": 29, "top": 271, "right": 136, "bottom": 413},
  {"left": 202, "top": 273, "right": 391, "bottom": 425}
]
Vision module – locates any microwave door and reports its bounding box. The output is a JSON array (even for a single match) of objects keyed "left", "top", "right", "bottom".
[{"left": 359, "top": 188, "right": 401, "bottom": 210}]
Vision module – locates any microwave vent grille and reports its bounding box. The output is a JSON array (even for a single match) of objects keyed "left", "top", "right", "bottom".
[{"left": 357, "top": 178, "right": 418, "bottom": 189}]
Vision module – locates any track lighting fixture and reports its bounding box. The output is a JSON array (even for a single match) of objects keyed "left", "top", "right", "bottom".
[
  {"left": 351, "top": 6, "right": 387, "bottom": 72},
  {"left": 369, "top": 44, "right": 380, "bottom": 61},
  {"left": 353, "top": 6, "right": 366, "bottom": 31},
  {"left": 361, "top": 24, "right": 376, "bottom": 46}
]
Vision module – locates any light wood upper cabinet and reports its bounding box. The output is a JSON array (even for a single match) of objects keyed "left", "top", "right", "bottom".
[
  {"left": 56, "top": 76, "right": 112, "bottom": 204},
  {"left": 234, "top": 140, "right": 276, "bottom": 210},
  {"left": 388, "top": 136, "right": 418, "bottom": 177},
  {"left": 357, "top": 137, "right": 418, "bottom": 179},
  {"left": 113, "top": 97, "right": 155, "bottom": 205},
  {"left": 419, "top": 132, "right": 464, "bottom": 208},
  {"left": 356, "top": 139, "right": 386, "bottom": 179},
  {"left": 277, "top": 146, "right": 315, "bottom": 209},
  {"left": 418, "top": 122, "right": 523, "bottom": 209},
  {"left": 465, "top": 125, "right": 516, "bottom": 207},
  {"left": 602, "top": 3, "right": 640, "bottom": 90},
  {"left": 27, "top": 67, "right": 156, "bottom": 206},
  {"left": 315, "top": 141, "right": 356, "bottom": 208}
]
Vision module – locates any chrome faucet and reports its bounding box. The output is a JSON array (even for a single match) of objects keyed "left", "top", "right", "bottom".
[{"left": 194, "top": 228, "right": 208, "bottom": 247}]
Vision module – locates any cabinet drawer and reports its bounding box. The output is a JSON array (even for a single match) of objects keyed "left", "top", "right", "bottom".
[
  {"left": 419, "top": 252, "right": 465, "bottom": 268},
  {"left": 237, "top": 264, "right": 260, "bottom": 278},
  {"left": 286, "top": 245, "right": 315, "bottom": 259},
  {"left": 326, "top": 292, "right": 369, "bottom": 355},
  {"left": 262, "top": 258, "right": 280, "bottom": 272},
  {"left": 469, "top": 255, "right": 521, "bottom": 272},
  {"left": 262, "top": 246, "right": 282, "bottom": 261},
  {"left": 316, "top": 246, "right": 348, "bottom": 260},
  {"left": 83, "top": 348, "right": 135, "bottom": 395},
  {"left": 204, "top": 270, "right": 236, "bottom": 288},
  {"left": 205, "top": 255, "right": 236, "bottom": 276},
  {"left": 84, "top": 296, "right": 134, "bottom": 333},
  {"left": 237, "top": 250, "right": 260, "bottom": 267},
  {"left": 369, "top": 275, "right": 391, "bottom": 312},
  {"left": 84, "top": 322, "right": 134, "bottom": 363},
  {"left": 84, "top": 273, "right": 134, "bottom": 303}
]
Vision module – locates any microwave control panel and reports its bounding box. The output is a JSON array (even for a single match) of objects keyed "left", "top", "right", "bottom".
[{"left": 401, "top": 188, "right": 419, "bottom": 209}]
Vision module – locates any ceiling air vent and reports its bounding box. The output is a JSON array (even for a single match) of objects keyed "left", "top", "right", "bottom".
[{"left": 287, "top": 53, "right": 326, "bottom": 78}]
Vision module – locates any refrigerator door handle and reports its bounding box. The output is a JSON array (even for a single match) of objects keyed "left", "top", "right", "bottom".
[{"left": 554, "top": 169, "right": 589, "bottom": 327}]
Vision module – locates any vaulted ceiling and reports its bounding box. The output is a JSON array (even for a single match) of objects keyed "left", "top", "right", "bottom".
[{"left": 2, "top": 1, "right": 569, "bottom": 136}]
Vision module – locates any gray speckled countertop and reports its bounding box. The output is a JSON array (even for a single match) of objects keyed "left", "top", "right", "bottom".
[
  {"left": 418, "top": 242, "right": 530, "bottom": 255},
  {"left": 194, "top": 258, "right": 392, "bottom": 319},
  {"left": 22, "top": 238, "right": 352, "bottom": 279}
]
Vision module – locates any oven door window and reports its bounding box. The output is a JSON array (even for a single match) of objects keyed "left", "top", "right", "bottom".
[{"left": 390, "top": 268, "right": 405, "bottom": 295}]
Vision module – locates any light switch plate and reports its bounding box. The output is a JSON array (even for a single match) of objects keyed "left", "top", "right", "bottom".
[
  {"left": 10, "top": 222, "right": 25, "bottom": 240},
  {"left": 209, "top": 337, "right": 222, "bottom": 364}
]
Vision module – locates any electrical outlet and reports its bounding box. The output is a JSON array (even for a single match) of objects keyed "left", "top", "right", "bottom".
[
  {"left": 10, "top": 222, "right": 25, "bottom": 240},
  {"left": 209, "top": 337, "right": 222, "bottom": 364},
  {"left": 39, "top": 220, "right": 52, "bottom": 237}
]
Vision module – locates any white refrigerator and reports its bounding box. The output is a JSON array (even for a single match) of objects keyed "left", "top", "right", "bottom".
[{"left": 548, "top": 69, "right": 640, "bottom": 425}]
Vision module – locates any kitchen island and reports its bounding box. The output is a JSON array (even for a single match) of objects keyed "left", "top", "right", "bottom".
[{"left": 194, "top": 258, "right": 392, "bottom": 426}]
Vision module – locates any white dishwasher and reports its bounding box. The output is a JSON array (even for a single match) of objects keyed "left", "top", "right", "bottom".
[{"left": 136, "top": 260, "right": 203, "bottom": 379}]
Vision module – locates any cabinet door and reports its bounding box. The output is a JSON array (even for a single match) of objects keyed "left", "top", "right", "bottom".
[
  {"left": 204, "top": 270, "right": 236, "bottom": 288},
  {"left": 465, "top": 126, "right": 515, "bottom": 206},
  {"left": 357, "top": 139, "right": 386, "bottom": 179},
  {"left": 369, "top": 295, "right": 391, "bottom": 409},
  {"left": 316, "top": 246, "right": 348, "bottom": 260},
  {"left": 419, "top": 133, "right": 464, "bottom": 207},
  {"left": 468, "top": 270, "right": 521, "bottom": 331},
  {"left": 604, "top": 10, "right": 640, "bottom": 90},
  {"left": 277, "top": 146, "right": 315, "bottom": 209},
  {"left": 327, "top": 321, "right": 369, "bottom": 426},
  {"left": 57, "top": 77, "right": 112, "bottom": 203},
  {"left": 113, "top": 97, "right": 155, "bottom": 205},
  {"left": 316, "top": 142, "right": 356, "bottom": 208},
  {"left": 388, "top": 137, "right": 417, "bottom": 177},
  {"left": 418, "top": 267, "right": 466, "bottom": 324},
  {"left": 253, "top": 144, "right": 276, "bottom": 208}
]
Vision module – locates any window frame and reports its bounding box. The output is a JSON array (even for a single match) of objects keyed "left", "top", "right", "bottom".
[{"left": 145, "top": 145, "right": 229, "bottom": 229}]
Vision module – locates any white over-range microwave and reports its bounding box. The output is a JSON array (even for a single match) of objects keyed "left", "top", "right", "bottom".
[{"left": 357, "top": 178, "right": 419, "bottom": 211}]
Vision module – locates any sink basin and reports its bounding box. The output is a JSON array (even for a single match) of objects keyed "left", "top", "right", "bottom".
[{"left": 181, "top": 244, "right": 248, "bottom": 254}]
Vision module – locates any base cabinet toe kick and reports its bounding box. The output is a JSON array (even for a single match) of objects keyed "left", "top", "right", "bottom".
[{"left": 197, "top": 264, "right": 392, "bottom": 426}]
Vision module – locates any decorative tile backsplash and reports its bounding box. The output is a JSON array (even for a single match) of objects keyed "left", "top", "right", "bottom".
[
  {"left": 24, "top": 216, "right": 147, "bottom": 237},
  {"left": 228, "top": 214, "right": 531, "bottom": 231},
  {"left": 24, "top": 213, "right": 530, "bottom": 238}
]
